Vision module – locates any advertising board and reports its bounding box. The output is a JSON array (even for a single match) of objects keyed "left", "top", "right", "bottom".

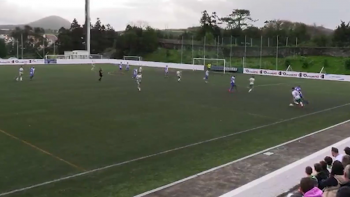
[{"left": 0, "top": 59, "right": 44, "bottom": 65}]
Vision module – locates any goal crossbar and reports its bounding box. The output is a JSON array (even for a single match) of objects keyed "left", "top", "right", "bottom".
[{"left": 192, "top": 58, "right": 226, "bottom": 73}]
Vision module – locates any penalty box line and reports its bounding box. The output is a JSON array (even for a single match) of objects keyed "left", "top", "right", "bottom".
[
  {"left": 1, "top": 103, "right": 350, "bottom": 196},
  {"left": 0, "top": 129, "right": 85, "bottom": 172}
]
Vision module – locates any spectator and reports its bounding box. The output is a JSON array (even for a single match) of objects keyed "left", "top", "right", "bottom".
[
  {"left": 342, "top": 155, "right": 350, "bottom": 167},
  {"left": 305, "top": 166, "right": 318, "bottom": 186},
  {"left": 320, "top": 160, "right": 330, "bottom": 177},
  {"left": 344, "top": 147, "right": 350, "bottom": 156},
  {"left": 321, "top": 161, "right": 347, "bottom": 197},
  {"left": 336, "top": 187, "right": 350, "bottom": 197},
  {"left": 325, "top": 156, "right": 333, "bottom": 171},
  {"left": 314, "top": 163, "right": 328, "bottom": 189},
  {"left": 299, "top": 177, "right": 322, "bottom": 197},
  {"left": 332, "top": 147, "right": 344, "bottom": 162},
  {"left": 339, "top": 165, "right": 350, "bottom": 188}
]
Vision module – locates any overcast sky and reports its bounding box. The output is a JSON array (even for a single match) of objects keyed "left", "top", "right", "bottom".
[{"left": 0, "top": 0, "right": 348, "bottom": 30}]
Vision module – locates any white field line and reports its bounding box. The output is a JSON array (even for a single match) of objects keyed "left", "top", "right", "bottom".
[
  {"left": 1, "top": 103, "right": 350, "bottom": 196},
  {"left": 255, "top": 83, "right": 285, "bottom": 87}
]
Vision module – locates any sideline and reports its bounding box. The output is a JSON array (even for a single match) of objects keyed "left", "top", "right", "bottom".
[{"left": 1, "top": 103, "right": 350, "bottom": 196}]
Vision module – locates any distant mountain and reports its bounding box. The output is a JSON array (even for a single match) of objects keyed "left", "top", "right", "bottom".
[{"left": 0, "top": 16, "right": 71, "bottom": 30}]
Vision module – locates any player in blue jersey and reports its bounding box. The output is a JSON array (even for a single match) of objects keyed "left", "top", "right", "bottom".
[
  {"left": 119, "top": 62, "right": 123, "bottom": 71},
  {"left": 229, "top": 76, "right": 237, "bottom": 92},
  {"left": 126, "top": 62, "right": 129, "bottom": 71},
  {"left": 165, "top": 65, "right": 169, "bottom": 77},
  {"left": 295, "top": 85, "right": 308, "bottom": 104},
  {"left": 29, "top": 66, "right": 35, "bottom": 80},
  {"left": 203, "top": 70, "right": 209, "bottom": 83},
  {"left": 133, "top": 68, "right": 138, "bottom": 78},
  {"left": 295, "top": 86, "right": 302, "bottom": 97}
]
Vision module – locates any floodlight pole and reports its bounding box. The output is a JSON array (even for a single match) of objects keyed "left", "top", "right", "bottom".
[{"left": 85, "top": 0, "right": 91, "bottom": 56}]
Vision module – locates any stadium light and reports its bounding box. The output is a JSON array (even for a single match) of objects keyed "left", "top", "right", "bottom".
[{"left": 85, "top": 0, "right": 91, "bottom": 55}]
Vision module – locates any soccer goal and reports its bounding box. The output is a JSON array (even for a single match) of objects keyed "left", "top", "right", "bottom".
[
  {"left": 123, "top": 56, "right": 142, "bottom": 61},
  {"left": 192, "top": 58, "right": 226, "bottom": 73}
]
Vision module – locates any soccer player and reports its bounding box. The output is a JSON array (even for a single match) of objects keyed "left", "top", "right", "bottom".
[
  {"left": 119, "top": 63, "right": 123, "bottom": 71},
  {"left": 91, "top": 63, "right": 95, "bottom": 71},
  {"left": 248, "top": 76, "right": 255, "bottom": 92},
  {"left": 16, "top": 66, "right": 24, "bottom": 81},
  {"left": 165, "top": 65, "right": 169, "bottom": 77},
  {"left": 138, "top": 66, "right": 142, "bottom": 73},
  {"left": 126, "top": 62, "right": 130, "bottom": 71},
  {"left": 291, "top": 87, "right": 304, "bottom": 107},
  {"left": 98, "top": 68, "right": 103, "bottom": 81},
  {"left": 136, "top": 73, "right": 142, "bottom": 91},
  {"left": 204, "top": 70, "right": 209, "bottom": 83},
  {"left": 29, "top": 66, "right": 35, "bottom": 80},
  {"left": 176, "top": 70, "right": 181, "bottom": 82},
  {"left": 133, "top": 68, "right": 138, "bottom": 78},
  {"left": 295, "top": 85, "right": 308, "bottom": 104},
  {"left": 229, "top": 75, "right": 237, "bottom": 92}
]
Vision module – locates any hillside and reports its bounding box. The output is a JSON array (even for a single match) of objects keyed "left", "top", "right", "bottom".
[{"left": 0, "top": 16, "right": 70, "bottom": 30}]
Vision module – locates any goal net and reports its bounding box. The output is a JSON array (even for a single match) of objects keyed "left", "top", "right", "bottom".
[
  {"left": 123, "top": 56, "right": 142, "bottom": 61},
  {"left": 193, "top": 58, "right": 226, "bottom": 73}
]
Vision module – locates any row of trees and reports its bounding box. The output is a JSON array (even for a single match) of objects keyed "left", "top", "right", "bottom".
[
  {"left": 189, "top": 9, "right": 349, "bottom": 47},
  {"left": 1, "top": 9, "right": 350, "bottom": 59}
]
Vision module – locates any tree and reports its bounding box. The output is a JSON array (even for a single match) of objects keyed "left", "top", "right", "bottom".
[
  {"left": 0, "top": 39, "right": 7, "bottom": 58},
  {"left": 333, "top": 21, "right": 350, "bottom": 47},
  {"left": 221, "top": 9, "right": 257, "bottom": 30},
  {"left": 197, "top": 10, "right": 221, "bottom": 40}
]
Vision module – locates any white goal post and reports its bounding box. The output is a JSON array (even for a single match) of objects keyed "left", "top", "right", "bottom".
[
  {"left": 123, "top": 56, "right": 142, "bottom": 61},
  {"left": 192, "top": 58, "right": 226, "bottom": 73}
]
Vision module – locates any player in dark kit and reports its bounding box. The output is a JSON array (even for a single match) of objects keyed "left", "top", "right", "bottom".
[{"left": 99, "top": 68, "right": 103, "bottom": 81}]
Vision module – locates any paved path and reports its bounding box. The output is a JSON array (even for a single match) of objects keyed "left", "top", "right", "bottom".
[{"left": 142, "top": 122, "right": 350, "bottom": 197}]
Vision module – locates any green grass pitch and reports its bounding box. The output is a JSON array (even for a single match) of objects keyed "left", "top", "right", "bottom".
[{"left": 0, "top": 64, "right": 350, "bottom": 197}]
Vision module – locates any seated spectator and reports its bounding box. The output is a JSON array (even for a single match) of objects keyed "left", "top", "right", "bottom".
[
  {"left": 336, "top": 187, "right": 350, "bottom": 197},
  {"left": 344, "top": 147, "right": 350, "bottom": 156},
  {"left": 299, "top": 177, "right": 322, "bottom": 197},
  {"left": 342, "top": 155, "right": 350, "bottom": 167},
  {"left": 321, "top": 161, "right": 347, "bottom": 197},
  {"left": 306, "top": 166, "right": 318, "bottom": 186},
  {"left": 325, "top": 156, "right": 333, "bottom": 171},
  {"left": 320, "top": 161, "right": 330, "bottom": 177},
  {"left": 339, "top": 165, "right": 350, "bottom": 188},
  {"left": 314, "top": 163, "right": 328, "bottom": 189},
  {"left": 332, "top": 147, "right": 344, "bottom": 162}
]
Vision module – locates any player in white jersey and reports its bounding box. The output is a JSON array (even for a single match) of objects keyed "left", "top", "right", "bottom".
[
  {"left": 16, "top": 66, "right": 24, "bottom": 81},
  {"left": 248, "top": 76, "right": 255, "bottom": 92},
  {"left": 136, "top": 73, "right": 142, "bottom": 91},
  {"left": 165, "top": 65, "right": 169, "bottom": 77},
  {"left": 91, "top": 63, "right": 95, "bottom": 71},
  {"left": 176, "top": 70, "right": 182, "bottom": 82},
  {"left": 203, "top": 70, "right": 209, "bottom": 83},
  {"left": 291, "top": 87, "right": 304, "bottom": 107}
]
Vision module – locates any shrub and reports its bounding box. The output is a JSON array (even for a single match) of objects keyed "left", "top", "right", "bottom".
[
  {"left": 345, "top": 59, "right": 350, "bottom": 70},
  {"left": 284, "top": 59, "right": 291, "bottom": 68},
  {"left": 166, "top": 49, "right": 171, "bottom": 57},
  {"left": 323, "top": 59, "right": 329, "bottom": 68},
  {"left": 302, "top": 61, "right": 309, "bottom": 69}
]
